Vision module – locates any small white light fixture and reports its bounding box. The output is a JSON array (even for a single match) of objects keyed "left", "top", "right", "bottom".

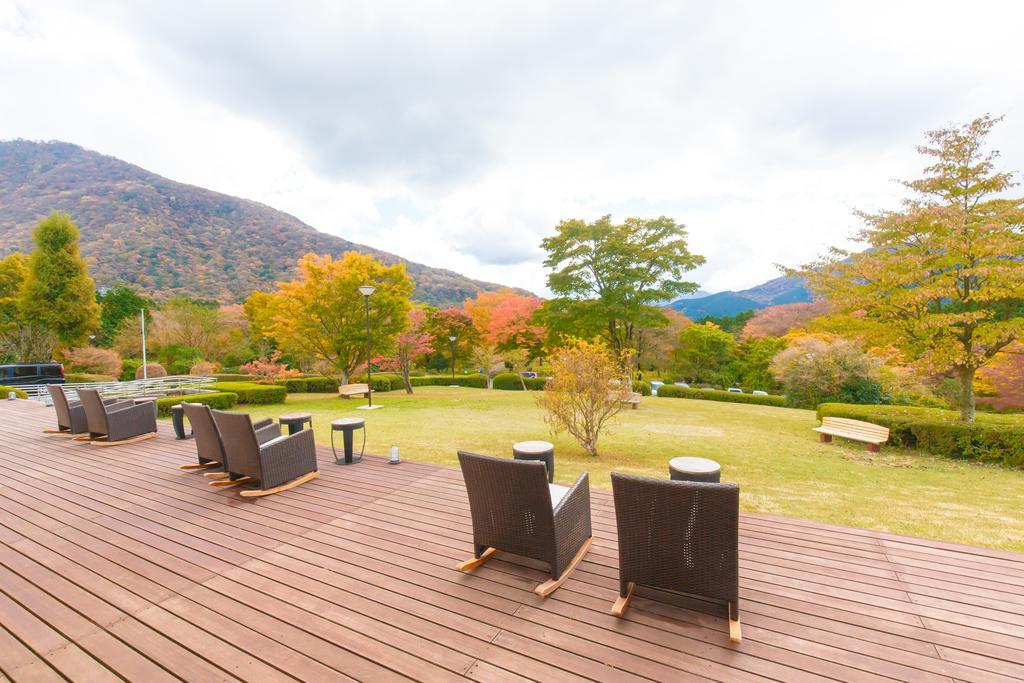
[
  {"left": 389, "top": 445, "right": 400, "bottom": 464},
  {"left": 358, "top": 285, "right": 376, "bottom": 297}
]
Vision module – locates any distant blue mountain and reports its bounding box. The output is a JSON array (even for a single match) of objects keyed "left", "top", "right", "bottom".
[{"left": 669, "top": 275, "right": 811, "bottom": 318}]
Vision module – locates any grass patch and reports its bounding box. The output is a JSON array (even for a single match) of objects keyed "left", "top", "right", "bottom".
[{"left": 227, "top": 386, "right": 1024, "bottom": 552}]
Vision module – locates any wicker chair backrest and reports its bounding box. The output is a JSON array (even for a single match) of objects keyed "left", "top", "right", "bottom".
[
  {"left": 457, "top": 451, "right": 556, "bottom": 561},
  {"left": 611, "top": 472, "right": 739, "bottom": 608},
  {"left": 47, "top": 385, "right": 73, "bottom": 428},
  {"left": 77, "top": 388, "right": 109, "bottom": 435},
  {"left": 182, "top": 402, "right": 226, "bottom": 466},
  {"left": 211, "top": 410, "right": 261, "bottom": 478}
]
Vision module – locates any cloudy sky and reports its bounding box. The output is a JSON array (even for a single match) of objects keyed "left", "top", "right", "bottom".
[{"left": 2, "top": 1, "right": 1023, "bottom": 296}]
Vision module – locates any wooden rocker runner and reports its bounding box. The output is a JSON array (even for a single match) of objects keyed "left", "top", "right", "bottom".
[
  {"left": 211, "top": 409, "right": 319, "bottom": 498},
  {"left": 609, "top": 472, "right": 742, "bottom": 643},
  {"left": 76, "top": 388, "right": 158, "bottom": 447},
  {"left": 455, "top": 451, "right": 593, "bottom": 597}
]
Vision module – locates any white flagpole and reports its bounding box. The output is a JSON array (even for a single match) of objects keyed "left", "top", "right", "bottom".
[{"left": 140, "top": 309, "right": 148, "bottom": 380}]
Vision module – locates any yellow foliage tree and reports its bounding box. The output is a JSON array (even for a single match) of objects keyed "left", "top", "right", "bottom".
[
  {"left": 535, "top": 338, "right": 625, "bottom": 456},
  {"left": 800, "top": 116, "right": 1024, "bottom": 421},
  {"left": 245, "top": 252, "right": 414, "bottom": 382}
]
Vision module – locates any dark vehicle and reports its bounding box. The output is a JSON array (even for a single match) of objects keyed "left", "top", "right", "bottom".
[{"left": 0, "top": 362, "right": 65, "bottom": 386}]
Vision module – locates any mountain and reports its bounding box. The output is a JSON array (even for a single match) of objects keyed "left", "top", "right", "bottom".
[
  {"left": 0, "top": 140, "right": 520, "bottom": 306},
  {"left": 669, "top": 275, "right": 811, "bottom": 318}
]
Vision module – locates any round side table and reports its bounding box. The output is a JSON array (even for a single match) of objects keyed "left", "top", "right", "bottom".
[
  {"left": 669, "top": 457, "right": 721, "bottom": 483},
  {"left": 279, "top": 412, "right": 313, "bottom": 435},
  {"left": 331, "top": 418, "right": 365, "bottom": 465},
  {"left": 513, "top": 440, "right": 555, "bottom": 483}
]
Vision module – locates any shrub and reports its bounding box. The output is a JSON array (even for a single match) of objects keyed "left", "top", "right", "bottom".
[
  {"left": 304, "top": 376, "right": 339, "bottom": 392},
  {"left": 816, "top": 403, "right": 1024, "bottom": 466},
  {"left": 190, "top": 361, "right": 219, "bottom": 376},
  {"left": 353, "top": 373, "right": 400, "bottom": 392},
  {"left": 65, "top": 373, "right": 116, "bottom": 383},
  {"left": 63, "top": 346, "right": 122, "bottom": 377},
  {"left": 275, "top": 377, "right": 307, "bottom": 392},
  {"left": 121, "top": 358, "right": 142, "bottom": 381},
  {"left": 240, "top": 351, "right": 302, "bottom": 382},
  {"left": 771, "top": 335, "right": 880, "bottom": 408},
  {"left": 408, "top": 374, "right": 488, "bottom": 389},
  {"left": 157, "top": 343, "right": 202, "bottom": 376},
  {"left": 136, "top": 363, "right": 167, "bottom": 379},
  {"left": 656, "top": 385, "right": 786, "bottom": 407},
  {"left": 156, "top": 391, "right": 238, "bottom": 417},
  {"left": 212, "top": 381, "right": 287, "bottom": 404},
  {"left": 493, "top": 372, "right": 527, "bottom": 390},
  {"left": 0, "top": 385, "right": 28, "bottom": 399},
  {"left": 211, "top": 373, "right": 252, "bottom": 382},
  {"left": 634, "top": 380, "right": 652, "bottom": 396}
]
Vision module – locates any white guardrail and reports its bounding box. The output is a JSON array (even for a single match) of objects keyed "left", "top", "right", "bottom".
[{"left": 25, "top": 375, "right": 218, "bottom": 405}]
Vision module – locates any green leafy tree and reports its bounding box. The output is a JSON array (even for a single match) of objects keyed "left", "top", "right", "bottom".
[
  {"left": 18, "top": 212, "right": 100, "bottom": 346},
  {"left": 423, "top": 308, "right": 479, "bottom": 370},
  {"left": 97, "top": 285, "right": 153, "bottom": 346},
  {"left": 672, "top": 322, "right": 737, "bottom": 384},
  {"left": 0, "top": 253, "right": 28, "bottom": 329},
  {"left": 800, "top": 116, "right": 1024, "bottom": 421},
  {"left": 540, "top": 215, "right": 704, "bottom": 365},
  {"left": 736, "top": 336, "right": 786, "bottom": 391}
]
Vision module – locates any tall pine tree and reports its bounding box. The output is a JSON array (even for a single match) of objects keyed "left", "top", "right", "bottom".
[{"left": 19, "top": 212, "right": 100, "bottom": 347}]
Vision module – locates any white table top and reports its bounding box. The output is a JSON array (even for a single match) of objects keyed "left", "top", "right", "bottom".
[
  {"left": 668, "top": 456, "right": 720, "bottom": 473},
  {"left": 513, "top": 440, "right": 554, "bottom": 454}
]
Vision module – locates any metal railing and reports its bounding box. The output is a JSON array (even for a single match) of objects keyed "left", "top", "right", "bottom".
[{"left": 25, "top": 376, "right": 218, "bottom": 405}]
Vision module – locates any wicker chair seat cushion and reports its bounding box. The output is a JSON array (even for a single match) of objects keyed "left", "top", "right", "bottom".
[{"left": 549, "top": 484, "right": 569, "bottom": 506}]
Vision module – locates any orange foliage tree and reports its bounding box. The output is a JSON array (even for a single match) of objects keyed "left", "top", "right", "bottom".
[{"left": 464, "top": 289, "right": 545, "bottom": 356}]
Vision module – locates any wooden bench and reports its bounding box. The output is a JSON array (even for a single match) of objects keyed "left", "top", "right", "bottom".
[
  {"left": 338, "top": 383, "right": 371, "bottom": 399},
  {"left": 813, "top": 417, "right": 889, "bottom": 452},
  {"left": 609, "top": 390, "right": 642, "bottom": 410}
]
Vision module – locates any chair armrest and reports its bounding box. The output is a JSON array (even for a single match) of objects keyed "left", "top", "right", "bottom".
[
  {"left": 552, "top": 472, "right": 592, "bottom": 576},
  {"left": 255, "top": 422, "right": 282, "bottom": 445},
  {"left": 554, "top": 472, "right": 590, "bottom": 519},
  {"left": 259, "top": 428, "right": 318, "bottom": 488}
]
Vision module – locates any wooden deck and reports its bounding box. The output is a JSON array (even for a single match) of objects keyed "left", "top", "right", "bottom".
[{"left": 0, "top": 400, "right": 1022, "bottom": 682}]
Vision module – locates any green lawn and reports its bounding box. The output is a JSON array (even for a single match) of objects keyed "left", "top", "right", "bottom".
[{"left": 234, "top": 386, "right": 1024, "bottom": 552}]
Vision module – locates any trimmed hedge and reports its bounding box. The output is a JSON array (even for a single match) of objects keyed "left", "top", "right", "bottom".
[
  {"left": 65, "top": 373, "right": 116, "bottom": 383},
  {"left": 408, "top": 374, "right": 489, "bottom": 389},
  {"left": 274, "top": 376, "right": 340, "bottom": 393},
  {"left": 816, "top": 403, "right": 1024, "bottom": 467},
  {"left": 156, "top": 392, "right": 238, "bottom": 417},
  {"left": 657, "top": 385, "right": 786, "bottom": 407},
  {"left": 353, "top": 374, "right": 402, "bottom": 392},
  {"left": 121, "top": 359, "right": 142, "bottom": 381},
  {"left": 211, "top": 373, "right": 253, "bottom": 382},
  {"left": 491, "top": 373, "right": 548, "bottom": 390},
  {"left": 634, "top": 380, "right": 652, "bottom": 397},
  {"left": 212, "top": 382, "right": 287, "bottom": 404},
  {"left": 0, "top": 385, "right": 28, "bottom": 399}
]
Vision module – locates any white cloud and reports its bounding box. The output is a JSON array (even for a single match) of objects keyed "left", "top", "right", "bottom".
[{"left": 2, "top": 0, "right": 1023, "bottom": 296}]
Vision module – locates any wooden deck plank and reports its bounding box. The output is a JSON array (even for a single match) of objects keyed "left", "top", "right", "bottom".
[{"left": 0, "top": 399, "right": 1022, "bottom": 682}]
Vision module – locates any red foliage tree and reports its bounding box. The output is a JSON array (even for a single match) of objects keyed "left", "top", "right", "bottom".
[
  {"left": 377, "top": 309, "right": 433, "bottom": 393},
  {"left": 977, "top": 343, "right": 1024, "bottom": 411},
  {"left": 465, "top": 289, "right": 544, "bottom": 354},
  {"left": 741, "top": 300, "right": 832, "bottom": 340}
]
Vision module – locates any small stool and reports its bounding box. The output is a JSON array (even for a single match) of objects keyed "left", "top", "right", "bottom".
[
  {"left": 279, "top": 412, "right": 313, "bottom": 435},
  {"left": 513, "top": 440, "right": 555, "bottom": 483},
  {"left": 332, "top": 418, "right": 365, "bottom": 465},
  {"left": 669, "top": 457, "right": 721, "bottom": 483},
  {"left": 171, "top": 404, "right": 192, "bottom": 440}
]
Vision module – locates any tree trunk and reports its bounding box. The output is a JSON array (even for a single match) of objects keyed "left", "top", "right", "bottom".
[
  {"left": 958, "top": 365, "right": 976, "bottom": 423},
  {"left": 401, "top": 366, "right": 413, "bottom": 394}
]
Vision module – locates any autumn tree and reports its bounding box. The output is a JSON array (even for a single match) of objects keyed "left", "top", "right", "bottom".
[
  {"left": 741, "top": 300, "right": 832, "bottom": 340},
  {"left": 535, "top": 338, "right": 625, "bottom": 457},
  {"left": 771, "top": 335, "right": 881, "bottom": 408},
  {"left": 636, "top": 308, "right": 691, "bottom": 372},
  {"left": 672, "top": 322, "right": 737, "bottom": 384},
  {"left": 377, "top": 308, "right": 433, "bottom": 393},
  {"left": 465, "top": 289, "right": 545, "bottom": 356},
  {"left": 19, "top": 212, "right": 100, "bottom": 346},
  {"left": 0, "top": 253, "right": 27, "bottom": 329},
  {"left": 800, "top": 116, "right": 1024, "bottom": 421},
  {"left": 540, "top": 215, "right": 704, "bottom": 367},
  {"left": 247, "top": 252, "right": 413, "bottom": 382},
  {"left": 423, "top": 308, "right": 480, "bottom": 370},
  {"left": 977, "top": 343, "right": 1024, "bottom": 410}
]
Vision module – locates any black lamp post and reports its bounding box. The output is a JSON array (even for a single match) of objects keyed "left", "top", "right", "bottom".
[
  {"left": 448, "top": 334, "right": 457, "bottom": 382},
  {"left": 358, "top": 285, "right": 376, "bottom": 408}
]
